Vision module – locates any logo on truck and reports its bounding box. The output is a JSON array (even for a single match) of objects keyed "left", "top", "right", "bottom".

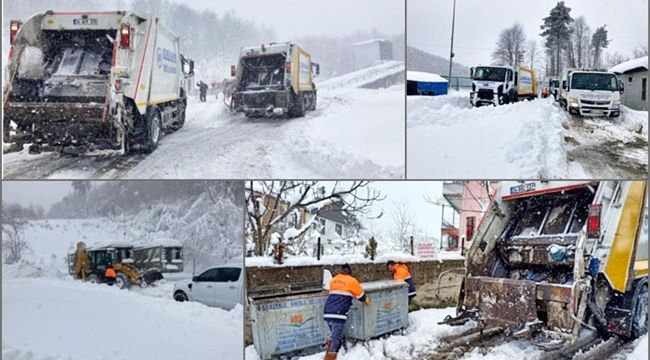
[
  {"left": 156, "top": 47, "right": 177, "bottom": 74},
  {"left": 72, "top": 18, "right": 98, "bottom": 26}
]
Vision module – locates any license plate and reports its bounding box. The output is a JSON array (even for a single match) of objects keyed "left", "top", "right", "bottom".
[
  {"left": 510, "top": 183, "right": 536, "bottom": 195},
  {"left": 73, "top": 18, "right": 98, "bottom": 25}
]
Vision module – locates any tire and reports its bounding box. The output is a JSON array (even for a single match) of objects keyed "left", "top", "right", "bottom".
[
  {"left": 171, "top": 99, "right": 186, "bottom": 131},
  {"left": 87, "top": 273, "right": 100, "bottom": 284},
  {"left": 632, "top": 282, "right": 648, "bottom": 338},
  {"left": 289, "top": 90, "right": 305, "bottom": 118},
  {"left": 309, "top": 91, "right": 317, "bottom": 111},
  {"left": 143, "top": 108, "right": 162, "bottom": 153},
  {"left": 174, "top": 291, "right": 189, "bottom": 302},
  {"left": 115, "top": 273, "right": 129, "bottom": 289}
]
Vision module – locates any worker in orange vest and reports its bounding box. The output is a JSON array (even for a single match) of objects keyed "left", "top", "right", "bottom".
[
  {"left": 104, "top": 264, "right": 117, "bottom": 286},
  {"left": 387, "top": 260, "right": 417, "bottom": 303},
  {"left": 323, "top": 264, "right": 369, "bottom": 360}
]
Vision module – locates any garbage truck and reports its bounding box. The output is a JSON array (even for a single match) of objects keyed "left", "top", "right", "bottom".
[
  {"left": 559, "top": 69, "right": 623, "bottom": 117},
  {"left": 3, "top": 11, "right": 194, "bottom": 154},
  {"left": 230, "top": 42, "right": 319, "bottom": 118},
  {"left": 469, "top": 65, "right": 537, "bottom": 106},
  {"left": 441, "top": 181, "right": 647, "bottom": 357}
]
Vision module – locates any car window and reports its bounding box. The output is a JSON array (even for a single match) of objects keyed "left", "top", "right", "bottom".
[
  {"left": 214, "top": 267, "right": 241, "bottom": 282},
  {"left": 196, "top": 268, "right": 218, "bottom": 282}
]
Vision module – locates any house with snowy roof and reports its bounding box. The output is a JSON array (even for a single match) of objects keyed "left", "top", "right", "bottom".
[
  {"left": 610, "top": 56, "right": 648, "bottom": 111},
  {"left": 309, "top": 200, "right": 362, "bottom": 252}
]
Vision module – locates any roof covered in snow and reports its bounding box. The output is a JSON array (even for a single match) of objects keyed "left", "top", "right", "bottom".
[
  {"left": 407, "top": 71, "right": 448, "bottom": 83},
  {"left": 353, "top": 38, "right": 390, "bottom": 46},
  {"left": 609, "top": 56, "right": 648, "bottom": 74},
  {"left": 134, "top": 238, "right": 183, "bottom": 248}
]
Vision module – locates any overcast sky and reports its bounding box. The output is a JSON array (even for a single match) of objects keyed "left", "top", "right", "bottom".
[
  {"left": 169, "top": 0, "right": 405, "bottom": 39},
  {"left": 408, "top": 0, "right": 648, "bottom": 68},
  {"left": 3, "top": 181, "right": 73, "bottom": 210},
  {"left": 365, "top": 181, "right": 443, "bottom": 242}
]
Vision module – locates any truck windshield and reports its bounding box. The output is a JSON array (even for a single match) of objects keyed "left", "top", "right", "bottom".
[
  {"left": 240, "top": 54, "right": 286, "bottom": 90},
  {"left": 571, "top": 73, "right": 619, "bottom": 91},
  {"left": 473, "top": 67, "right": 506, "bottom": 82},
  {"left": 550, "top": 80, "right": 559, "bottom": 87}
]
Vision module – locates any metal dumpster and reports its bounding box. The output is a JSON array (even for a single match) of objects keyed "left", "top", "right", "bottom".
[
  {"left": 345, "top": 280, "right": 409, "bottom": 341},
  {"left": 250, "top": 291, "right": 330, "bottom": 360}
]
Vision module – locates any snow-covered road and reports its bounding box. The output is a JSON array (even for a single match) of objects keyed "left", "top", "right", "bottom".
[
  {"left": 407, "top": 92, "right": 647, "bottom": 179},
  {"left": 2, "top": 277, "right": 243, "bottom": 360},
  {"left": 3, "top": 65, "right": 405, "bottom": 179}
]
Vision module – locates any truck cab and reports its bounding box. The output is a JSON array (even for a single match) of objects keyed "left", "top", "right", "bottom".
[
  {"left": 231, "top": 42, "right": 319, "bottom": 118},
  {"left": 559, "top": 69, "right": 623, "bottom": 117},
  {"left": 470, "top": 65, "right": 537, "bottom": 106}
]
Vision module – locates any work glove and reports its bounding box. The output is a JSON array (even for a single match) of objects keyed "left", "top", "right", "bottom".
[{"left": 364, "top": 297, "right": 371, "bottom": 305}]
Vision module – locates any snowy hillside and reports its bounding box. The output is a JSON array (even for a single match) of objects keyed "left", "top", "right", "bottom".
[
  {"left": 407, "top": 94, "right": 648, "bottom": 179},
  {"left": 407, "top": 46, "right": 469, "bottom": 77}
]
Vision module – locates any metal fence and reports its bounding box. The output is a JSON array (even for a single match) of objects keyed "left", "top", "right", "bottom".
[{"left": 441, "top": 76, "right": 473, "bottom": 91}]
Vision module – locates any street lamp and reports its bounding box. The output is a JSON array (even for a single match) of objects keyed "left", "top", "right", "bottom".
[{"left": 448, "top": 0, "right": 457, "bottom": 88}]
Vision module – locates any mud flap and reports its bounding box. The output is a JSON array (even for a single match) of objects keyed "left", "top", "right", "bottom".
[{"left": 464, "top": 277, "right": 538, "bottom": 328}]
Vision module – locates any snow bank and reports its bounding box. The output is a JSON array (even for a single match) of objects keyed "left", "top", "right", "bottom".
[
  {"left": 407, "top": 71, "right": 448, "bottom": 83},
  {"left": 245, "top": 307, "right": 475, "bottom": 360},
  {"left": 245, "top": 251, "right": 462, "bottom": 267},
  {"left": 625, "top": 334, "right": 648, "bottom": 360},
  {"left": 2, "top": 277, "right": 243, "bottom": 360},
  {"left": 610, "top": 56, "right": 648, "bottom": 74}
]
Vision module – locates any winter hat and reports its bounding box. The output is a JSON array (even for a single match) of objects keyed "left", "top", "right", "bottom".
[
  {"left": 341, "top": 263, "right": 352, "bottom": 275},
  {"left": 386, "top": 260, "right": 396, "bottom": 267}
]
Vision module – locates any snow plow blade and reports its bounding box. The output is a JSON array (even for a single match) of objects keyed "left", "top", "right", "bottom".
[{"left": 464, "top": 277, "right": 538, "bottom": 328}]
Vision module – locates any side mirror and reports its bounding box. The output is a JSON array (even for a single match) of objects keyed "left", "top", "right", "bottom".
[
  {"left": 469, "top": 67, "right": 474, "bottom": 77},
  {"left": 562, "top": 80, "right": 567, "bottom": 90},
  {"left": 192, "top": 276, "right": 198, "bottom": 282},
  {"left": 619, "top": 80, "right": 624, "bottom": 94},
  {"left": 313, "top": 63, "right": 320, "bottom": 77},
  {"left": 230, "top": 65, "right": 236, "bottom": 77}
]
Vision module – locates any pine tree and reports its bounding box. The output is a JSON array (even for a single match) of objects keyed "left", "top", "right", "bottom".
[
  {"left": 591, "top": 26, "right": 611, "bottom": 69},
  {"left": 540, "top": 1, "right": 574, "bottom": 76}
]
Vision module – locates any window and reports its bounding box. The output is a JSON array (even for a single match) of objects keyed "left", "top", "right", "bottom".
[
  {"left": 214, "top": 267, "right": 241, "bottom": 282},
  {"left": 335, "top": 224, "right": 343, "bottom": 236},
  {"left": 642, "top": 78, "right": 647, "bottom": 101},
  {"left": 629, "top": 77, "right": 634, "bottom": 83},
  {"left": 196, "top": 268, "right": 219, "bottom": 282}
]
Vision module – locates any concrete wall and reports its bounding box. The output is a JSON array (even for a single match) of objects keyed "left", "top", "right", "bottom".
[
  {"left": 618, "top": 70, "right": 648, "bottom": 111},
  {"left": 244, "top": 259, "right": 466, "bottom": 345}
]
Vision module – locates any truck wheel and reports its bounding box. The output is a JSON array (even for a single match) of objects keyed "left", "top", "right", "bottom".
[
  {"left": 632, "top": 282, "right": 648, "bottom": 338},
  {"left": 310, "top": 91, "right": 317, "bottom": 111},
  {"left": 143, "top": 108, "right": 162, "bottom": 153},
  {"left": 174, "top": 291, "right": 189, "bottom": 302},
  {"left": 172, "top": 99, "right": 186, "bottom": 131},
  {"left": 115, "top": 274, "right": 129, "bottom": 289},
  {"left": 289, "top": 91, "right": 305, "bottom": 118}
]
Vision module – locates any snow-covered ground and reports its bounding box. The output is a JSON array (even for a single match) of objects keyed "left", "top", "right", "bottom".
[
  {"left": 3, "top": 277, "right": 243, "bottom": 360},
  {"left": 245, "top": 306, "right": 646, "bottom": 360},
  {"left": 407, "top": 92, "right": 648, "bottom": 179},
  {"left": 3, "top": 63, "right": 405, "bottom": 179}
]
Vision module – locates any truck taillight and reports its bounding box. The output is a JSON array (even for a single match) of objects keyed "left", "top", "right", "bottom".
[
  {"left": 285, "top": 63, "right": 291, "bottom": 73},
  {"left": 587, "top": 204, "right": 601, "bottom": 238},
  {"left": 231, "top": 65, "right": 236, "bottom": 77},
  {"left": 10, "top": 20, "right": 21, "bottom": 45},
  {"left": 120, "top": 24, "right": 131, "bottom": 48}
]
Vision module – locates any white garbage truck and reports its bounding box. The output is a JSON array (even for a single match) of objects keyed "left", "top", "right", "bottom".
[
  {"left": 559, "top": 69, "right": 623, "bottom": 117},
  {"left": 3, "top": 11, "right": 194, "bottom": 154},
  {"left": 469, "top": 65, "right": 537, "bottom": 106}
]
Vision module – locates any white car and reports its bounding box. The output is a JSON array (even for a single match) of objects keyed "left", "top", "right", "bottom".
[{"left": 173, "top": 265, "right": 243, "bottom": 310}]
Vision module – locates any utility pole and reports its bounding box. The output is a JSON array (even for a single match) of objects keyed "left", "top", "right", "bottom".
[
  {"left": 440, "top": 204, "right": 445, "bottom": 250},
  {"left": 448, "top": 0, "right": 457, "bottom": 88}
]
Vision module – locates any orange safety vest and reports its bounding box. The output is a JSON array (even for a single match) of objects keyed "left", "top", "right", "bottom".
[
  {"left": 105, "top": 268, "right": 117, "bottom": 278},
  {"left": 329, "top": 274, "right": 365, "bottom": 299},
  {"left": 393, "top": 263, "right": 412, "bottom": 281}
]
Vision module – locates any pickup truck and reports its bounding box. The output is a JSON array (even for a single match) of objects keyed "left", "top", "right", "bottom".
[{"left": 173, "top": 264, "right": 243, "bottom": 310}]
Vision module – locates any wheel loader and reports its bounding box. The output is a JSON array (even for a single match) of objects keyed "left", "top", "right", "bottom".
[{"left": 69, "top": 242, "right": 162, "bottom": 289}]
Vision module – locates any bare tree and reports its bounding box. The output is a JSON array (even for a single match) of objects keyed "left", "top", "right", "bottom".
[
  {"left": 526, "top": 39, "right": 539, "bottom": 69},
  {"left": 389, "top": 201, "right": 415, "bottom": 252},
  {"left": 492, "top": 22, "right": 527, "bottom": 66},
  {"left": 606, "top": 52, "right": 630, "bottom": 69},
  {"left": 2, "top": 210, "right": 29, "bottom": 264},
  {"left": 245, "top": 181, "right": 384, "bottom": 256},
  {"left": 632, "top": 45, "right": 649, "bottom": 58},
  {"left": 571, "top": 16, "right": 590, "bottom": 68}
]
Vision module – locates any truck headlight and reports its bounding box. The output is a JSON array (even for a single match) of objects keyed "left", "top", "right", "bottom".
[
  {"left": 613, "top": 100, "right": 621, "bottom": 105},
  {"left": 570, "top": 102, "right": 579, "bottom": 107}
]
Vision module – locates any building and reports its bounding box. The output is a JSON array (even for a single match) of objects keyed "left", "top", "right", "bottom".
[
  {"left": 352, "top": 39, "right": 393, "bottom": 69},
  {"left": 309, "top": 201, "right": 361, "bottom": 252},
  {"left": 407, "top": 71, "right": 449, "bottom": 96},
  {"left": 610, "top": 56, "right": 648, "bottom": 111},
  {"left": 441, "top": 181, "right": 498, "bottom": 252}
]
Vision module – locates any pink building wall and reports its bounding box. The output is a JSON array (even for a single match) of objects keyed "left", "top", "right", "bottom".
[{"left": 458, "top": 182, "right": 496, "bottom": 250}]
